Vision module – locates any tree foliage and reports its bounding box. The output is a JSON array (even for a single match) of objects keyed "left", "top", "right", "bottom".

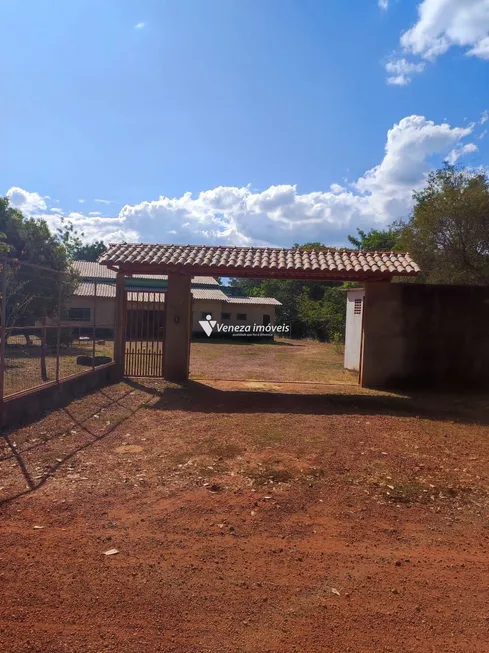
[
  {"left": 73, "top": 240, "right": 108, "bottom": 261},
  {"left": 57, "top": 218, "right": 107, "bottom": 261},
  {"left": 347, "top": 227, "right": 400, "bottom": 251},
  {"left": 0, "top": 197, "right": 75, "bottom": 328},
  {"left": 230, "top": 243, "right": 347, "bottom": 341},
  {"left": 398, "top": 164, "right": 489, "bottom": 284},
  {"left": 1, "top": 198, "right": 69, "bottom": 271}
]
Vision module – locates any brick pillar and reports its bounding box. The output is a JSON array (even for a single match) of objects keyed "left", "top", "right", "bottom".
[
  {"left": 163, "top": 273, "right": 192, "bottom": 382},
  {"left": 360, "top": 281, "right": 400, "bottom": 388}
]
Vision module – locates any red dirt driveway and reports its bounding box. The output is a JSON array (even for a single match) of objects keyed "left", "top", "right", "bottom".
[{"left": 1, "top": 375, "right": 489, "bottom": 652}]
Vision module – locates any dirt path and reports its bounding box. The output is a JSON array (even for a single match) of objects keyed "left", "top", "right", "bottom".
[{"left": 1, "top": 372, "right": 489, "bottom": 651}]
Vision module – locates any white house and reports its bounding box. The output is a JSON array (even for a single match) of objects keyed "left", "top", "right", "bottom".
[
  {"left": 344, "top": 288, "right": 365, "bottom": 371},
  {"left": 62, "top": 261, "right": 281, "bottom": 336}
]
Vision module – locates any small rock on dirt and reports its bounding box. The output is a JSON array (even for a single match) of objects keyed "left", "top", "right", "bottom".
[{"left": 103, "top": 548, "right": 120, "bottom": 556}]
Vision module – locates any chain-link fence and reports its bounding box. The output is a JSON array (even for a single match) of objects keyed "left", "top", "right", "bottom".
[{"left": 0, "top": 258, "right": 116, "bottom": 398}]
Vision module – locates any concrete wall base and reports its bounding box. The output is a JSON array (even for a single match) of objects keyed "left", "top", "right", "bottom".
[{"left": 1, "top": 363, "right": 119, "bottom": 430}]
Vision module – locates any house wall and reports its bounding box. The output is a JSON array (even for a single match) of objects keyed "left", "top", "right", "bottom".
[
  {"left": 192, "top": 300, "right": 277, "bottom": 334},
  {"left": 362, "top": 282, "right": 489, "bottom": 389},
  {"left": 344, "top": 289, "right": 365, "bottom": 372},
  {"left": 192, "top": 300, "right": 222, "bottom": 331},
  {"left": 59, "top": 296, "right": 116, "bottom": 329},
  {"left": 222, "top": 304, "right": 277, "bottom": 329},
  {"left": 65, "top": 296, "right": 277, "bottom": 336}
]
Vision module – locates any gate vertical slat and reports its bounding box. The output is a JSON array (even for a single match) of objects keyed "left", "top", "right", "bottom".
[
  {"left": 123, "top": 286, "right": 165, "bottom": 378},
  {"left": 145, "top": 292, "right": 151, "bottom": 374}
]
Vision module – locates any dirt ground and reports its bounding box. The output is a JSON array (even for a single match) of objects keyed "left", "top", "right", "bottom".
[{"left": 1, "top": 341, "right": 489, "bottom": 652}]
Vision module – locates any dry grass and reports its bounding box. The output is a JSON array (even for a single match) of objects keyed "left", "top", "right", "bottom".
[
  {"left": 190, "top": 337, "right": 358, "bottom": 384},
  {"left": 4, "top": 338, "right": 115, "bottom": 396}
]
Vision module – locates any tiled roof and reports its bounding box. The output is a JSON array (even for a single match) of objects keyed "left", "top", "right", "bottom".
[
  {"left": 74, "top": 282, "right": 116, "bottom": 298},
  {"left": 191, "top": 288, "right": 228, "bottom": 300},
  {"left": 73, "top": 261, "right": 116, "bottom": 279},
  {"left": 99, "top": 244, "right": 420, "bottom": 279},
  {"left": 73, "top": 260, "right": 219, "bottom": 286},
  {"left": 225, "top": 296, "right": 282, "bottom": 306},
  {"left": 132, "top": 274, "right": 219, "bottom": 286},
  {"left": 73, "top": 283, "right": 227, "bottom": 302}
]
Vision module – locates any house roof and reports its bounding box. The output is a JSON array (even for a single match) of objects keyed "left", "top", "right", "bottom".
[
  {"left": 191, "top": 288, "right": 228, "bottom": 300},
  {"left": 75, "top": 283, "right": 228, "bottom": 303},
  {"left": 74, "top": 282, "right": 116, "bottom": 298},
  {"left": 73, "top": 282, "right": 278, "bottom": 305},
  {"left": 72, "top": 260, "right": 219, "bottom": 286},
  {"left": 225, "top": 296, "right": 282, "bottom": 305},
  {"left": 99, "top": 244, "right": 420, "bottom": 281},
  {"left": 73, "top": 261, "right": 117, "bottom": 279}
]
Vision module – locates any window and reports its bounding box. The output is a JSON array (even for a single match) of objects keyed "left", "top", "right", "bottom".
[
  {"left": 237, "top": 313, "right": 247, "bottom": 321},
  {"left": 221, "top": 312, "right": 231, "bottom": 320},
  {"left": 201, "top": 311, "right": 212, "bottom": 320},
  {"left": 68, "top": 307, "right": 91, "bottom": 322},
  {"left": 354, "top": 299, "right": 362, "bottom": 315}
]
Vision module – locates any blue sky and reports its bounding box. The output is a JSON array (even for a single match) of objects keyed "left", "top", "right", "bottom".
[{"left": 2, "top": 0, "right": 489, "bottom": 247}]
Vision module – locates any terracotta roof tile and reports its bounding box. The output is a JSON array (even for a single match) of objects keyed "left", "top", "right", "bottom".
[{"left": 100, "top": 244, "right": 420, "bottom": 279}]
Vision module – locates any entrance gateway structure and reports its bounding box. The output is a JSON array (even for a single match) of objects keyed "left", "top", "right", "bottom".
[{"left": 100, "top": 243, "right": 420, "bottom": 386}]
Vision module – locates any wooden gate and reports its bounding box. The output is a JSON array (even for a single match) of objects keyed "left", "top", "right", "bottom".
[{"left": 124, "top": 289, "right": 165, "bottom": 377}]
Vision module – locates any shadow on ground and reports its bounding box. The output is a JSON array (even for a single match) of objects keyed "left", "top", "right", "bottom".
[
  {"left": 134, "top": 378, "right": 489, "bottom": 427},
  {"left": 2, "top": 377, "right": 489, "bottom": 507},
  {"left": 0, "top": 385, "right": 156, "bottom": 506}
]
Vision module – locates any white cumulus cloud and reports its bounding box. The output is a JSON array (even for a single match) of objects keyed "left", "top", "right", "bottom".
[
  {"left": 4, "top": 115, "right": 479, "bottom": 248},
  {"left": 445, "top": 141, "right": 478, "bottom": 164},
  {"left": 118, "top": 115, "right": 476, "bottom": 247},
  {"left": 385, "top": 58, "right": 426, "bottom": 85},
  {"left": 386, "top": 0, "right": 489, "bottom": 83},
  {"left": 6, "top": 187, "right": 47, "bottom": 214}
]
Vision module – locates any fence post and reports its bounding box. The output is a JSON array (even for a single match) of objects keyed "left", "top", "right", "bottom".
[
  {"left": 0, "top": 258, "right": 7, "bottom": 411},
  {"left": 55, "top": 271, "right": 62, "bottom": 383},
  {"left": 92, "top": 281, "right": 97, "bottom": 369},
  {"left": 114, "top": 272, "right": 126, "bottom": 379}
]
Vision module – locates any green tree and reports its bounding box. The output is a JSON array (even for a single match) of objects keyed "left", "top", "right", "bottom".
[
  {"left": 1, "top": 198, "right": 75, "bottom": 380},
  {"left": 72, "top": 240, "right": 107, "bottom": 261},
  {"left": 57, "top": 218, "right": 107, "bottom": 261},
  {"left": 399, "top": 164, "right": 489, "bottom": 284},
  {"left": 347, "top": 226, "right": 400, "bottom": 251},
  {"left": 229, "top": 242, "right": 347, "bottom": 341},
  {"left": 296, "top": 285, "right": 346, "bottom": 342}
]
